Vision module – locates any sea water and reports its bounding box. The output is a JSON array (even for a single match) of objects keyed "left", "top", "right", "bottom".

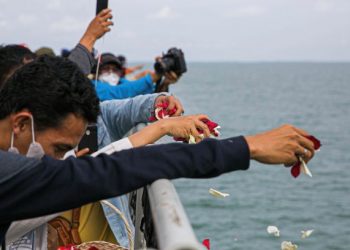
[{"left": 169, "top": 62, "right": 350, "bottom": 250}]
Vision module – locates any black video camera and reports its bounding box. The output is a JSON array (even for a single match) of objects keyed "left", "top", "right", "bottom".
[{"left": 154, "top": 48, "right": 187, "bottom": 76}]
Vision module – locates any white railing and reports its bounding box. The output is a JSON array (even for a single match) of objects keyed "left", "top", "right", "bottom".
[
  {"left": 128, "top": 124, "right": 205, "bottom": 250},
  {"left": 147, "top": 179, "right": 205, "bottom": 250}
]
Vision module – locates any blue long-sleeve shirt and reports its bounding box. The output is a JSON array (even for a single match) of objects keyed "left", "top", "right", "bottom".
[
  {"left": 93, "top": 74, "right": 155, "bottom": 101},
  {"left": 0, "top": 136, "right": 250, "bottom": 245},
  {"left": 68, "top": 44, "right": 155, "bottom": 101}
]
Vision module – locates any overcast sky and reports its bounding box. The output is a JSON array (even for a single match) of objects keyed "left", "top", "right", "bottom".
[{"left": 1, "top": 0, "right": 350, "bottom": 61}]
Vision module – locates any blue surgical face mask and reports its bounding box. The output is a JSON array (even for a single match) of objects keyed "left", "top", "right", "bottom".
[{"left": 8, "top": 115, "right": 45, "bottom": 159}]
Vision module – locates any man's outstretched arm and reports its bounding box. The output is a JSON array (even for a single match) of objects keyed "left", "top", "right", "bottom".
[
  {"left": 0, "top": 124, "right": 316, "bottom": 243},
  {"left": 0, "top": 136, "right": 249, "bottom": 225}
]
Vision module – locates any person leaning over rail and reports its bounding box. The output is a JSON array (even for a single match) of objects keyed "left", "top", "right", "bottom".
[
  {"left": 0, "top": 45, "right": 207, "bottom": 248},
  {"left": 0, "top": 123, "right": 316, "bottom": 247},
  {"left": 0, "top": 57, "right": 316, "bottom": 248},
  {"left": 0, "top": 55, "right": 211, "bottom": 248}
]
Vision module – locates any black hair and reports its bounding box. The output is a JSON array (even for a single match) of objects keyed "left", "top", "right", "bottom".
[
  {"left": 0, "top": 44, "right": 36, "bottom": 87},
  {"left": 0, "top": 55, "right": 100, "bottom": 130}
]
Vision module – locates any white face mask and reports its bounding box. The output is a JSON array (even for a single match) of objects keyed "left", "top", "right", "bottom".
[
  {"left": 63, "top": 149, "right": 77, "bottom": 159},
  {"left": 98, "top": 72, "right": 120, "bottom": 86},
  {"left": 8, "top": 115, "right": 45, "bottom": 159}
]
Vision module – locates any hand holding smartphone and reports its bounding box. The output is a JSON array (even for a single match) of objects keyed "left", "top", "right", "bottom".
[{"left": 96, "top": 0, "right": 109, "bottom": 15}]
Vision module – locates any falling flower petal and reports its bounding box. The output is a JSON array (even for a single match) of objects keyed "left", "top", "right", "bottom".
[
  {"left": 281, "top": 241, "right": 298, "bottom": 250},
  {"left": 301, "top": 229, "right": 314, "bottom": 239},
  {"left": 209, "top": 188, "right": 230, "bottom": 198},
  {"left": 291, "top": 135, "right": 321, "bottom": 178},
  {"left": 202, "top": 239, "right": 210, "bottom": 250},
  {"left": 291, "top": 162, "right": 301, "bottom": 178},
  {"left": 300, "top": 157, "right": 312, "bottom": 177},
  {"left": 267, "top": 225, "right": 280, "bottom": 237}
]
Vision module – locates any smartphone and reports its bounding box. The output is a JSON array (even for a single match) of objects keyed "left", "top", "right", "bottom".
[
  {"left": 96, "top": 0, "right": 109, "bottom": 15},
  {"left": 78, "top": 125, "right": 98, "bottom": 153}
]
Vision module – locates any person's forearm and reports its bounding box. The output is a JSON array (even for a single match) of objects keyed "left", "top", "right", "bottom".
[
  {"left": 100, "top": 93, "right": 163, "bottom": 140},
  {"left": 79, "top": 34, "right": 96, "bottom": 53},
  {"left": 150, "top": 71, "right": 161, "bottom": 83},
  {"left": 0, "top": 137, "right": 250, "bottom": 224},
  {"left": 128, "top": 119, "right": 168, "bottom": 147}
]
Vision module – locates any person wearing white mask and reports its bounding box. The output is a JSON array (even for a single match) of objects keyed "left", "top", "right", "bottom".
[
  {"left": 66, "top": 9, "right": 178, "bottom": 102},
  {"left": 97, "top": 53, "right": 122, "bottom": 86},
  {"left": 92, "top": 52, "right": 179, "bottom": 101}
]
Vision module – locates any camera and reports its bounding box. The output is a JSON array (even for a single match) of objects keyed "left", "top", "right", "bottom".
[{"left": 154, "top": 48, "right": 187, "bottom": 76}]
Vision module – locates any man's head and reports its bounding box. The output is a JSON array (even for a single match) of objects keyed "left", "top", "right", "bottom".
[
  {"left": 35, "top": 46, "right": 56, "bottom": 57},
  {"left": 0, "top": 56, "right": 100, "bottom": 159},
  {"left": 0, "top": 44, "right": 36, "bottom": 88},
  {"left": 98, "top": 53, "right": 124, "bottom": 85}
]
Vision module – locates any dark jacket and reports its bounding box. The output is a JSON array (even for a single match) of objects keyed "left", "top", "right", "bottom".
[{"left": 0, "top": 136, "right": 250, "bottom": 245}]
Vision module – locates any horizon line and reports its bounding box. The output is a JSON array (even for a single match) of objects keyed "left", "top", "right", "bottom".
[{"left": 129, "top": 60, "right": 350, "bottom": 64}]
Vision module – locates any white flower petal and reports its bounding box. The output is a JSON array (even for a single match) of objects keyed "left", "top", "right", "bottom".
[
  {"left": 154, "top": 107, "right": 163, "bottom": 120},
  {"left": 209, "top": 188, "right": 230, "bottom": 198},
  {"left": 281, "top": 241, "right": 298, "bottom": 250},
  {"left": 267, "top": 225, "right": 280, "bottom": 237},
  {"left": 299, "top": 157, "right": 313, "bottom": 177},
  {"left": 188, "top": 135, "right": 196, "bottom": 144},
  {"left": 301, "top": 229, "right": 314, "bottom": 239}
]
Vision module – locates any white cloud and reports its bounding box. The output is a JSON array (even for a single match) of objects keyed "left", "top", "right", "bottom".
[
  {"left": 118, "top": 31, "right": 137, "bottom": 39},
  {"left": 17, "top": 14, "right": 38, "bottom": 25},
  {"left": 225, "top": 5, "right": 266, "bottom": 18},
  {"left": 314, "top": 1, "right": 333, "bottom": 12},
  {"left": 148, "top": 6, "right": 178, "bottom": 20},
  {"left": 0, "top": 20, "right": 7, "bottom": 28},
  {"left": 49, "top": 16, "right": 87, "bottom": 33},
  {"left": 46, "top": 0, "right": 62, "bottom": 10}
]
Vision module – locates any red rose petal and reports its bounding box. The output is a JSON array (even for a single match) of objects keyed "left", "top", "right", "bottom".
[
  {"left": 305, "top": 135, "right": 321, "bottom": 150},
  {"left": 202, "top": 239, "right": 210, "bottom": 250},
  {"left": 149, "top": 102, "right": 178, "bottom": 121},
  {"left": 291, "top": 162, "right": 301, "bottom": 178}
]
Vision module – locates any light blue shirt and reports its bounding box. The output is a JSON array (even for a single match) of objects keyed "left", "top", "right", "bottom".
[{"left": 97, "top": 93, "right": 162, "bottom": 248}]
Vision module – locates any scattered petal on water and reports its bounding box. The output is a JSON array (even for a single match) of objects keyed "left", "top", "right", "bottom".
[
  {"left": 267, "top": 225, "right": 280, "bottom": 237},
  {"left": 301, "top": 229, "right": 314, "bottom": 239},
  {"left": 281, "top": 241, "right": 298, "bottom": 250},
  {"left": 209, "top": 188, "right": 230, "bottom": 198}
]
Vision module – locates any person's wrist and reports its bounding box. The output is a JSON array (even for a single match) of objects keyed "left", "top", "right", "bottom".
[
  {"left": 79, "top": 34, "right": 97, "bottom": 52},
  {"left": 244, "top": 135, "right": 258, "bottom": 160},
  {"left": 159, "top": 119, "right": 170, "bottom": 135}
]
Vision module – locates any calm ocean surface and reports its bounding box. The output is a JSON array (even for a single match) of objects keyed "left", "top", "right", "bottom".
[{"left": 168, "top": 63, "right": 350, "bottom": 250}]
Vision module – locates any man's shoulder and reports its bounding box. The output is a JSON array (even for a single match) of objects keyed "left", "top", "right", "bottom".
[{"left": 0, "top": 151, "right": 39, "bottom": 183}]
